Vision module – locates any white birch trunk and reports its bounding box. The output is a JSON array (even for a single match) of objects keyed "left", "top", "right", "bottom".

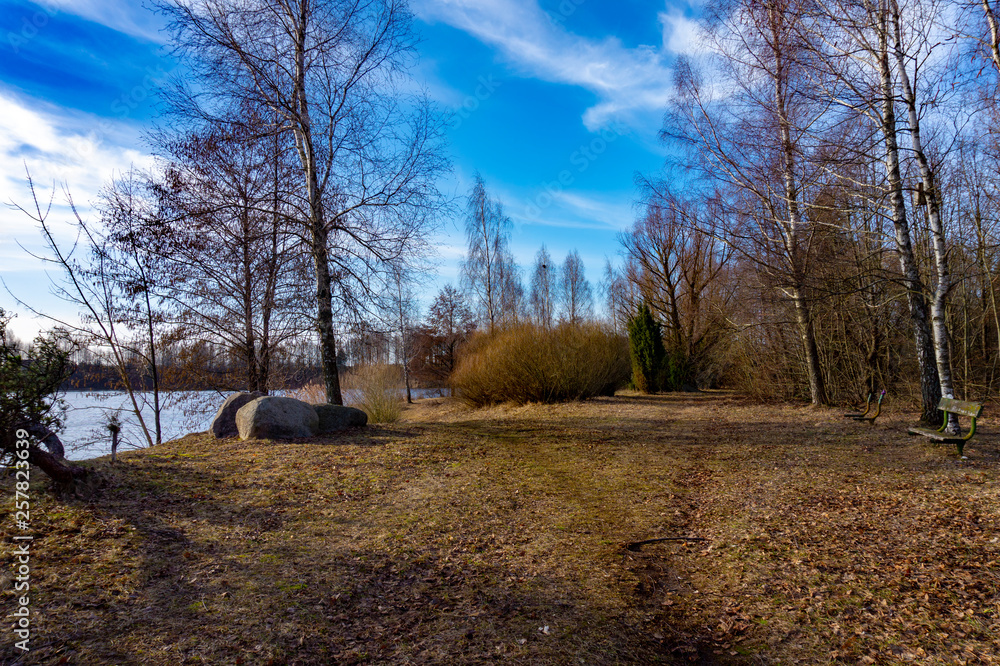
[
  {"left": 769, "top": 4, "right": 828, "bottom": 405},
  {"left": 877, "top": 4, "right": 941, "bottom": 424},
  {"left": 890, "top": 1, "right": 956, "bottom": 430}
]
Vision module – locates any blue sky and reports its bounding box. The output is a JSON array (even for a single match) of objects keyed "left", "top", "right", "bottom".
[{"left": 0, "top": 0, "right": 704, "bottom": 341}]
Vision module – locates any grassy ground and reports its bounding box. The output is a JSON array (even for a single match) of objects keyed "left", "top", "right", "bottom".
[{"left": 2, "top": 392, "right": 999, "bottom": 665}]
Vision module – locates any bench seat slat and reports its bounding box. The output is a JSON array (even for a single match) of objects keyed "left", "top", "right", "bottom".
[
  {"left": 907, "top": 427, "right": 967, "bottom": 443},
  {"left": 937, "top": 398, "right": 983, "bottom": 418}
]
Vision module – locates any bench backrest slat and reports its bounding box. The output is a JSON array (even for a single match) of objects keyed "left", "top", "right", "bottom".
[{"left": 938, "top": 398, "right": 983, "bottom": 419}]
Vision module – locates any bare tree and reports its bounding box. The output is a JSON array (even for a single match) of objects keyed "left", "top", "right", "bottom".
[
  {"left": 10, "top": 176, "right": 162, "bottom": 449},
  {"left": 978, "top": 0, "right": 1000, "bottom": 72},
  {"left": 152, "top": 110, "right": 310, "bottom": 394},
  {"left": 952, "top": 140, "right": 1000, "bottom": 395},
  {"left": 529, "top": 246, "right": 558, "bottom": 328},
  {"left": 601, "top": 259, "right": 638, "bottom": 334},
  {"left": 559, "top": 250, "right": 594, "bottom": 326},
  {"left": 159, "top": 0, "right": 448, "bottom": 405},
  {"left": 388, "top": 265, "right": 417, "bottom": 403},
  {"left": 621, "top": 197, "right": 735, "bottom": 386},
  {"left": 461, "top": 173, "right": 522, "bottom": 330},
  {"left": 890, "top": 0, "right": 961, "bottom": 427},
  {"left": 99, "top": 171, "right": 167, "bottom": 445},
  {"left": 665, "top": 0, "right": 833, "bottom": 403},
  {"left": 411, "top": 284, "right": 476, "bottom": 387},
  {"left": 805, "top": 0, "right": 944, "bottom": 421}
]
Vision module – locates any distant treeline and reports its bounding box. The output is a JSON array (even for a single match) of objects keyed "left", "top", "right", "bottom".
[{"left": 61, "top": 361, "right": 323, "bottom": 393}]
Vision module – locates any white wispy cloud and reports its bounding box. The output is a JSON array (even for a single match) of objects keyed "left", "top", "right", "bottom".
[
  {"left": 0, "top": 89, "right": 153, "bottom": 339},
  {"left": 511, "top": 189, "right": 637, "bottom": 233},
  {"left": 553, "top": 192, "right": 637, "bottom": 229},
  {"left": 413, "top": 0, "right": 701, "bottom": 131},
  {"left": 0, "top": 90, "right": 150, "bottom": 240},
  {"left": 659, "top": 11, "right": 710, "bottom": 57},
  {"left": 34, "top": 0, "right": 167, "bottom": 43}
]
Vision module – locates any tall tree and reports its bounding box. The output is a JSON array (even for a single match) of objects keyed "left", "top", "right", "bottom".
[
  {"left": 666, "top": 0, "right": 831, "bottom": 403},
  {"left": 13, "top": 177, "right": 162, "bottom": 449},
  {"left": 601, "top": 260, "right": 637, "bottom": 334},
  {"left": 890, "top": 0, "right": 959, "bottom": 427},
  {"left": 806, "top": 0, "right": 943, "bottom": 421},
  {"left": 559, "top": 250, "right": 594, "bottom": 325},
  {"left": 100, "top": 171, "right": 167, "bottom": 445},
  {"left": 461, "top": 173, "right": 522, "bottom": 330},
  {"left": 389, "top": 265, "right": 417, "bottom": 403},
  {"left": 621, "top": 198, "right": 734, "bottom": 387},
  {"left": 159, "top": 0, "right": 448, "bottom": 404},
  {"left": 152, "top": 111, "right": 309, "bottom": 394},
  {"left": 529, "top": 245, "right": 558, "bottom": 328}
]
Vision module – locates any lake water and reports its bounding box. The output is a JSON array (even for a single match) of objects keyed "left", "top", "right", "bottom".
[
  {"left": 58, "top": 388, "right": 449, "bottom": 461},
  {"left": 58, "top": 391, "right": 219, "bottom": 460}
]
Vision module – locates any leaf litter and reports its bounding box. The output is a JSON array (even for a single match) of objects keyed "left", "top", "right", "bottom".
[{"left": 1, "top": 392, "right": 998, "bottom": 664}]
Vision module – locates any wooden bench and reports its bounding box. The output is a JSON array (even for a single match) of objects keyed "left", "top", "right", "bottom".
[
  {"left": 844, "top": 390, "right": 885, "bottom": 425},
  {"left": 907, "top": 398, "right": 983, "bottom": 458}
]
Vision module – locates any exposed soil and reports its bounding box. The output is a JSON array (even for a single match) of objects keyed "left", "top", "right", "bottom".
[{"left": 2, "top": 392, "right": 999, "bottom": 664}]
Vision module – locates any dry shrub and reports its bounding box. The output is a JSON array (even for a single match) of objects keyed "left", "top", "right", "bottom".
[
  {"left": 348, "top": 364, "right": 403, "bottom": 423},
  {"left": 451, "top": 323, "right": 629, "bottom": 407},
  {"left": 285, "top": 381, "right": 326, "bottom": 405},
  {"left": 723, "top": 336, "right": 797, "bottom": 401}
]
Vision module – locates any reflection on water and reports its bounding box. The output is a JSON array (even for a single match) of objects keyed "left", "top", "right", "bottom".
[{"left": 59, "top": 388, "right": 448, "bottom": 461}]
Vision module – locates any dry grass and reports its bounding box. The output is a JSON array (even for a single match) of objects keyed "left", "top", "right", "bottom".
[
  {"left": 2, "top": 392, "right": 999, "bottom": 664},
  {"left": 346, "top": 364, "right": 404, "bottom": 424},
  {"left": 285, "top": 382, "right": 326, "bottom": 405},
  {"left": 289, "top": 368, "right": 404, "bottom": 423}
]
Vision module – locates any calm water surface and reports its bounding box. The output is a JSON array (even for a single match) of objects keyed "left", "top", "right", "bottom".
[{"left": 59, "top": 388, "right": 447, "bottom": 460}]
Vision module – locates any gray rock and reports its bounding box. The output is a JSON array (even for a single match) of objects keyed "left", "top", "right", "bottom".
[
  {"left": 314, "top": 403, "right": 368, "bottom": 432},
  {"left": 210, "top": 391, "right": 263, "bottom": 438},
  {"left": 235, "top": 396, "right": 319, "bottom": 441}
]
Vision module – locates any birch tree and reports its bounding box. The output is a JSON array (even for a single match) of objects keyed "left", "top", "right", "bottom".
[
  {"left": 388, "top": 265, "right": 416, "bottom": 403},
  {"left": 559, "top": 250, "right": 594, "bottom": 326},
  {"left": 665, "top": 0, "right": 831, "bottom": 404},
  {"left": 529, "top": 246, "right": 557, "bottom": 328},
  {"left": 159, "top": 0, "right": 448, "bottom": 405},
  {"left": 890, "top": 0, "right": 961, "bottom": 427},
  {"left": 805, "top": 0, "right": 944, "bottom": 422},
  {"left": 461, "top": 173, "right": 522, "bottom": 330}
]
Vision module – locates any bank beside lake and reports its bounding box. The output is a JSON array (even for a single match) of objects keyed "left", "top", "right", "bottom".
[{"left": 57, "top": 389, "right": 451, "bottom": 460}]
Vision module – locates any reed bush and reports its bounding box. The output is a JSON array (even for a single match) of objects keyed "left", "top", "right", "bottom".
[
  {"left": 348, "top": 364, "right": 403, "bottom": 423},
  {"left": 285, "top": 382, "right": 326, "bottom": 404},
  {"left": 451, "top": 323, "right": 629, "bottom": 406}
]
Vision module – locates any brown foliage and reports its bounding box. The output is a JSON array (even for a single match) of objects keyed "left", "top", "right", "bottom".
[{"left": 450, "top": 323, "right": 629, "bottom": 406}]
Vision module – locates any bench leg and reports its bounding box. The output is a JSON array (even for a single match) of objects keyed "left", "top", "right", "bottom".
[{"left": 956, "top": 441, "right": 966, "bottom": 458}]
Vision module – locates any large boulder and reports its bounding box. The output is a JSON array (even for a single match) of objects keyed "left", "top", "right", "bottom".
[
  {"left": 236, "top": 396, "right": 318, "bottom": 441},
  {"left": 210, "top": 391, "right": 263, "bottom": 438},
  {"left": 314, "top": 403, "right": 368, "bottom": 433}
]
